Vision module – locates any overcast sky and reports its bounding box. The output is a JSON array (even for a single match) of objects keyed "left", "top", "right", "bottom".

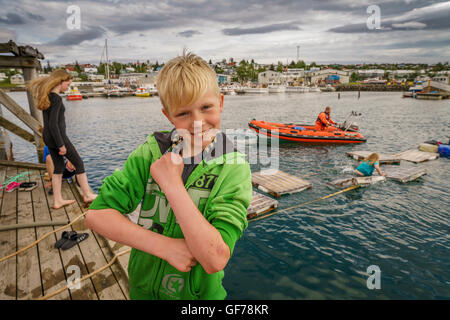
[{"left": 1, "top": 0, "right": 449, "bottom": 65}]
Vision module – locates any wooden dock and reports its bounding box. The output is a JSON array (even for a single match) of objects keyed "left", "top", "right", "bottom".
[
  {"left": 383, "top": 166, "right": 427, "bottom": 183},
  {"left": 252, "top": 169, "right": 312, "bottom": 198},
  {"left": 0, "top": 161, "right": 129, "bottom": 300},
  {"left": 346, "top": 151, "right": 401, "bottom": 165},
  {"left": 393, "top": 149, "right": 439, "bottom": 163}
]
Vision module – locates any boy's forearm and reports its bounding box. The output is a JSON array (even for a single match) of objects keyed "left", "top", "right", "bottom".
[
  {"left": 85, "top": 208, "right": 170, "bottom": 260},
  {"left": 164, "top": 183, "right": 230, "bottom": 274}
]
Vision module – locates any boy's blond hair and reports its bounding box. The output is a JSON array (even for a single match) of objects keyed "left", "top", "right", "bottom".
[{"left": 156, "top": 51, "right": 220, "bottom": 114}]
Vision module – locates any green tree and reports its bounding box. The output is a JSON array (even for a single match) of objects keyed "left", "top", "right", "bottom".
[
  {"left": 350, "top": 72, "right": 359, "bottom": 82},
  {"left": 74, "top": 61, "right": 82, "bottom": 74}
]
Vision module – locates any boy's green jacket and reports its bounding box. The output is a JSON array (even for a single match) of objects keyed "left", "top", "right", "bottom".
[{"left": 89, "top": 131, "right": 252, "bottom": 299}]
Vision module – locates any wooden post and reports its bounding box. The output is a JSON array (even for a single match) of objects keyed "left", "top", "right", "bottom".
[{"left": 23, "top": 67, "right": 45, "bottom": 163}]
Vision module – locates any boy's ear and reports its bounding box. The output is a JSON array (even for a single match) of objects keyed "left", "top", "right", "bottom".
[{"left": 162, "top": 108, "right": 173, "bottom": 123}]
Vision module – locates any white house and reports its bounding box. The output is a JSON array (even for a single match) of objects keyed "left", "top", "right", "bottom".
[
  {"left": 10, "top": 74, "right": 25, "bottom": 84},
  {"left": 88, "top": 74, "right": 105, "bottom": 81},
  {"left": 84, "top": 67, "right": 98, "bottom": 74}
]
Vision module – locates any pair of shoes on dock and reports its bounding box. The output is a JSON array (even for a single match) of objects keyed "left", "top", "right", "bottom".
[
  {"left": 54, "top": 230, "right": 89, "bottom": 250},
  {"left": 4, "top": 181, "right": 38, "bottom": 192}
]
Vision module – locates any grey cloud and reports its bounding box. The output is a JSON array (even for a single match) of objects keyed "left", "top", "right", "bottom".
[
  {"left": 0, "top": 13, "right": 26, "bottom": 25},
  {"left": 329, "top": 1, "right": 450, "bottom": 33},
  {"left": 222, "top": 23, "right": 301, "bottom": 36},
  {"left": 47, "top": 26, "right": 106, "bottom": 46},
  {"left": 177, "top": 30, "right": 202, "bottom": 38},
  {"left": 26, "top": 13, "right": 45, "bottom": 22}
]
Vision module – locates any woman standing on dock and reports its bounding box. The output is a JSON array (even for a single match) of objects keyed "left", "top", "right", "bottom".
[{"left": 28, "top": 69, "right": 97, "bottom": 209}]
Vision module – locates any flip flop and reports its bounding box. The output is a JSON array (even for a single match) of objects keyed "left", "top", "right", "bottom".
[
  {"left": 60, "top": 232, "right": 89, "bottom": 250},
  {"left": 55, "top": 231, "right": 77, "bottom": 249},
  {"left": 19, "top": 181, "right": 37, "bottom": 191}
]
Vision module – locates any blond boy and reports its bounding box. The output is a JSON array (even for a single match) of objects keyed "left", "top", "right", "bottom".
[{"left": 86, "top": 52, "right": 252, "bottom": 299}]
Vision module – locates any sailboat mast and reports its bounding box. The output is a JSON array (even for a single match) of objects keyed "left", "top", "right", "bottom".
[{"left": 105, "top": 39, "right": 110, "bottom": 82}]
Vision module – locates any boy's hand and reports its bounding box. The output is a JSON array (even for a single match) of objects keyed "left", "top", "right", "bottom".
[
  {"left": 150, "top": 152, "right": 184, "bottom": 191},
  {"left": 164, "top": 238, "right": 197, "bottom": 272}
]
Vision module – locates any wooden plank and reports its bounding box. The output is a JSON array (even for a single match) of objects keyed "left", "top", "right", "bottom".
[
  {"left": 383, "top": 166, "right": 427, "bottom": 183},
  {"left": 0, "top": 166, "right": 17, "bottom": 299},
  {"left": 0, "top": 160, "right": 46, "bottom": 170},
  {"left": 0, "top": 56, "right": 41, "bottom": 69},
  {"left": 58, "top": 182, "right": 126, "bottom": 300},
  {"left": 0, "top": 89, "right": 43, "bottom": 136},
  {"left": 330, "top": 176, "right": 386, "bottom": 188},
  {"left": 252, "top": 170, "right": 312, "bottom": 198},
  {"left": 49, "top": 182, "right": 98, "bottom": 300},
  {"left": 0, "top": 115, "right": 35, "bottom": 143},
  {"left": 393, "top": 149, "right": 439, "bottom": 163},
  {"left": 68, "top": 181, "right": 130, "bottom": 299},
  {"left": 346, "top": 151, "right": 401, "bottom": 165},
  {"left": 0, "top": 41, "right": 20, "bottom": 55},
  {"left": 16, "top": 168, "right": 41, "bottom": 300},
  {"left": 31, "top": 168, "right": 70, "bottom": 300},
  {"left": 247, "top": 191, "right": 278, "bottom": 220}
]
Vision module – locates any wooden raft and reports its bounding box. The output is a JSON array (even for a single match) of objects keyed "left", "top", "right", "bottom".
[
  {"left": 346, "top": 151, "right": 401, "bottom": 164},
  {"left": 251, "top": 169, "right": 312, "bottom": 198},
  {"left": 393, "top": 149, "right": 439, "bottom": 163},
  {"left": 383, "top": 166, "right": 427, "bottom": 183},
  {"left": 0, "top": 161, "right": 129, "bottom": 300},
  {"left": 330, "top": 176, "right": 386, "bottom": 188},
  {"left": 247, "top": 191, "right": 278, "bottom": 220}
]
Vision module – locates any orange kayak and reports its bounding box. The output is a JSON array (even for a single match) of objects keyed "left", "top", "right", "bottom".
[{"left": 248, "top": 120, "right": 367, "bottom": 144}]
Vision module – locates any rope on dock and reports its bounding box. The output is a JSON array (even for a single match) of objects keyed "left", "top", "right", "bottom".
[
  {"left": 0, "top": 220, "right": 68, "bottom": 232},
  {"left": 36, "top": 247, "right": 132, "bottom": 300},
  {"left": 0, "top": 211, "right": 87, "bottom": 264},
  {"left": 249, "top": 185, "right": 360, "bottom": 222}
]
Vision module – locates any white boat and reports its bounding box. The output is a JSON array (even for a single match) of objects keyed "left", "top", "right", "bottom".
[
  {"left": 268, "top": 85, "right": 286, "bottom": 93},
  {"left": 285, "top": 86, "right": 304, "bottom": 93},
  {"left": 243, "top": 87, "right": 269, "bottom": 94},
  {"left": 320, "top": 85, "right": 336, "bottom": 92},
  {"left": 103, "top": 85, "right": 123, "bottom": 97},
  {"left": 309, "top": 86, "right": 321, "bottom": 92},
  {"left": 147, "top": 84, "right": 158, "bottom": 95}
]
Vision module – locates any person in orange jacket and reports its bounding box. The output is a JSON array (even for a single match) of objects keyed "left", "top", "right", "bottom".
[{"left": 315, "top": 106, "right": 337, "bottom": 131}]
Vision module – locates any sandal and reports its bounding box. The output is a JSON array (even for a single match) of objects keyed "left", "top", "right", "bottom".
[
  {"left": 60, "top": 232, "right": 89, "bottom": 250},
  {"left": 54, "top": 230, "right": 77, "bottom": 249}
]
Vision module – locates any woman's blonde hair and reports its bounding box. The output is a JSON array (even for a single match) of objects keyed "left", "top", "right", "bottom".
[
  {"left": 156, "top": 51, "right": 219, "bottom": 114},
  {"left": 364, "top": 152, "right": 380, "bottom": 165},
  {"left": 27, "top": 69, "right": 72, "bottom": 110}
]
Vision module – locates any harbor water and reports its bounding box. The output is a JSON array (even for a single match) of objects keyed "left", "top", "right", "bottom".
[{"left": 5, "top": 91, "right": 450, "bottom": 299}]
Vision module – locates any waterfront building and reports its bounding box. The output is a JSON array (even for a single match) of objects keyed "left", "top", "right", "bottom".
[
  {"left": 309, "top": 69, "right": 350, "bottom": 85},
  {"left": 258, "top": 71, "right": 282, "bottom": 85}
]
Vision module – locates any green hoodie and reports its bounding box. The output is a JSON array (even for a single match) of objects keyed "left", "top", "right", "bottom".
[{"left": 89, "top": 131, "right": 252, "bottom": 300}]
